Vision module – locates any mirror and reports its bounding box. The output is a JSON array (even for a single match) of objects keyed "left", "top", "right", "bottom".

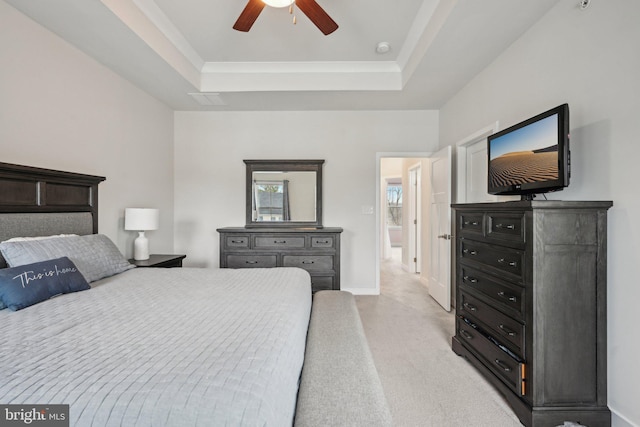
[{"left": 245, "top": 160, "right": 323, "bottom": 228}]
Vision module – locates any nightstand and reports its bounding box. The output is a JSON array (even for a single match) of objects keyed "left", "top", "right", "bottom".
[{"left": 129, "top": 254, "right": 186, "bottom": 268}]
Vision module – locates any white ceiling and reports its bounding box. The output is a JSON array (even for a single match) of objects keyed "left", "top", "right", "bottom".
[{"left": 5, "top": 0, "right": 559, "bottom": 111}]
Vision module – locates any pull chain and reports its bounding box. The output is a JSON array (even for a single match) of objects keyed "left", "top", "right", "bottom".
[{"left": 290, "top": 2, "right": 297, "bottom": 25}]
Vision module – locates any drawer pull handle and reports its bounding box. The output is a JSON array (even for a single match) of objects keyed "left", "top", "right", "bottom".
[
  {"left": 463, "top": 275, "right": 478, "bottom": 284},
  {"left": 495, "top": 223, "right": 516, "bottom": 230},
  {"left": 460, "top": 329, "right": 473, "bottom": 340},
  {"left": 301, "top": 260, "right": 315, "bottom": 264},
  {"left": 497, "top": 291, "right": 517, "bottom": 302},
  {"left": 463, "top": 249, "right": 478, "bottom": 256},
  {"left": 274, "top": 240, "right": 287, "bottom": 244},
  {"left": 316, "top": 240, "right": 330, "bottom": 244},
  {"left": 463, "top": 302, "right": 477, "bottom": 312},
  {"left": 230, "top": 240, "right": 245, "bottom": 244},
  {"left": 494, "top": 359, "right": 512, "bottom": 372},
  {"left": 497, "top": 258, "right": 517, "bottom": 267},
  {"left": 464, "top": 221, "right": 480, "bottom": 226},
  {"left": 245, "top": 261, "right": 259, "bottom": 264},
  {"left": 498, "top": 324, "right": 517, "bottom": 337}
]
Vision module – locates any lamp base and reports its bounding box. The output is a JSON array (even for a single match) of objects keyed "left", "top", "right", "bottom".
[{"left": 133, "top": 231, "right": 150, "bottom": 260}]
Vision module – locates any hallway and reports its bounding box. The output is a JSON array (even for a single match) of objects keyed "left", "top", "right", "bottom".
[{"left": 355, "top": 252, "right": 521, "bottom": 426}]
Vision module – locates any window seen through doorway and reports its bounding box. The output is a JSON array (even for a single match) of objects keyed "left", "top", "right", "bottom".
[{"left": 386, "top": 184, "right": 402, "bottom": 226}]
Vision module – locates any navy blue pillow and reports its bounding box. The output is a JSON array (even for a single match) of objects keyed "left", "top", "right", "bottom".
[{"left": 0, "top": 257, "right": 90, "bottom": 311}]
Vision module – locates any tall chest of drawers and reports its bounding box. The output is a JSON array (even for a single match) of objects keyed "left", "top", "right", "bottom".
[
  {"left": 217, "top": 227, "right": 342, "bottom": 293},
  {"left": 451, "top": 201, "right": 612, "bottom": 427}
]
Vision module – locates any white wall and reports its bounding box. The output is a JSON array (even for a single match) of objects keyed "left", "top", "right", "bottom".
[
  {"left": 0, "top": 1, "right": 175, "bottom": 257},
  {"left": 439, "top": 1, "right": 640, "bottom": 425},
  {"left": 174, "top": 110, "right": 439, "bottom": 293}
]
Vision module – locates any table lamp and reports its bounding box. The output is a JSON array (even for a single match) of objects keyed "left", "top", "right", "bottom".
[{"left": 124, "top": 208, "right": 159, "bottom": 260}]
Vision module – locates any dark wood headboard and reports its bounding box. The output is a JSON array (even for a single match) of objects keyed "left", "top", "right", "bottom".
[{"left": 0, "top": 162, "right": 106, "bottom": 233}]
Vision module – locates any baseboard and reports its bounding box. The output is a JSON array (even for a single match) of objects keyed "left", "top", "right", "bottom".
[{"left": 609, "top": 407, "right": 638, "bottom": 427}]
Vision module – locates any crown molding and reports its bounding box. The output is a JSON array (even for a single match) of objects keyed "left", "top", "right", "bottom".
[{"left": 110, "top": 0, "right": 443, "bottom": 93}]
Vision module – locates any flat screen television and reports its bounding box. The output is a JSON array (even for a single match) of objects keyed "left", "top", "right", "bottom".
[{"left": 487, "top": 103, "right": 570, "bottom": 200}]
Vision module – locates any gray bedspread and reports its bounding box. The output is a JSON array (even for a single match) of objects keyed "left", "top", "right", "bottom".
[{"left": 0, "top": 267, "right": 312, "bottom": 426}]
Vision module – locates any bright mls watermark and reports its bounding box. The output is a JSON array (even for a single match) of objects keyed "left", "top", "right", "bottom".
[{"left": 1, "top": 405, "right": 69, "bottom": 426}]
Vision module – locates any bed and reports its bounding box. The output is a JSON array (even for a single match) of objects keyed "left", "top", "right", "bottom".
[
  {"left": 0, "top": 162, "right": 312, "bottom": 426},
  {"left": 0, "top": 162, "right": 393, "bottom": 427}
]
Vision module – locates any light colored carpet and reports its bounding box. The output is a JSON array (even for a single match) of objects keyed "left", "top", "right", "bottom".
[{"left": 355, "top": 255, "right": 522, "bottom": 427}]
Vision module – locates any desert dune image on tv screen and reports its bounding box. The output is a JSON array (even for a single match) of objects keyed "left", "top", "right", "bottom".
[{"left": 489, "top": 114, "right": 559, "bottom": 188}]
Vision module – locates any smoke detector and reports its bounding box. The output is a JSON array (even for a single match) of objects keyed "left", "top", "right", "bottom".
[{"left": 376, "top": 42, "right": 391, "bottom": 54}]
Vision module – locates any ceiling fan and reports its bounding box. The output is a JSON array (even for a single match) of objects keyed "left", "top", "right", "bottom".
[{"left": 233, "top": 0, "right": 338, "bottom": 35}]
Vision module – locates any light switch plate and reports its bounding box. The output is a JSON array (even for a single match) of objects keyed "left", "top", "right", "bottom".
[{"left": 361, "top": 205, "right": 374, "bottom": 215}]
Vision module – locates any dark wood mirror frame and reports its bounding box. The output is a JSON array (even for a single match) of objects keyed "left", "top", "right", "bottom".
[{"left": 245, "top": 159, "right": 324, "bottom": 228}]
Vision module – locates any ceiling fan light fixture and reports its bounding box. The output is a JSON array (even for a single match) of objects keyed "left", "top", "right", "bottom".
[
  {"left": 234, "top": 0, "right": 337, "bottom": 35},
  {"left": 262, "top": 0, "right": 294, "bottom": 8}
]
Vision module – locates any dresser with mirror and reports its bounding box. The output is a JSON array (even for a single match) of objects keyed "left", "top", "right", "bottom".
[{"left": 217, "top": 160, "right": 343, "bottom": 292}]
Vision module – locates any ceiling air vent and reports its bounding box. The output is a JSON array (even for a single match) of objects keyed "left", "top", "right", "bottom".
[{"left": 188, "top": 93, "right": 226, "bottom": 106}]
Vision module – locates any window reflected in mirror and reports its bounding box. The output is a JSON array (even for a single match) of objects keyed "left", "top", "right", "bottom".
[{"left": 252, "top": 172, "right": 316, "bottom": 222}]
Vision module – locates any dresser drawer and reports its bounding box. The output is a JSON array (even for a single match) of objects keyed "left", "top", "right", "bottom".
[
  {"left": 254, "top": 236, "right": 305, "bottom": 248},
  {"left": 460, "top": 239, "right": 524, "bottom": 282},
  {"left": 457, "top": 317, "right": 525, "bottom": 396},
  {"left": 223, "top": 235, "right": 249, "bottom": 248},
  {"left": 225, "top": 255, "right": 277, "bottom": 268},
  {"left": 459, "top": 291, "right": 525, "bottom": 359},
  {"left": 486, "top": 212, "right": 525, "bottom": 244},
  {"left": 458, "top": 212, "right": 484, "bottom": 236},
  {"left": 459, "top": 265, "right": 525, "bottom": 321},
  {"left": 283, "top": 255, "right": 333, "bottom": 271},
  {"left": 310, "top": 275, "right": 335, "bottom": 292},
  {"left": 311, "top": 236, "right": 335, "bottom": 248}
]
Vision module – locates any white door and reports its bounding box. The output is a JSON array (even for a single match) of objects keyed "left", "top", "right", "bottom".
[{"left": 429, "top": 146, "right": 453, "bottom": 311}]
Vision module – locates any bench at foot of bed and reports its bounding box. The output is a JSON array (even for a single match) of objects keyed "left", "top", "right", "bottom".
[{"left": 295, "top": 290, "right": 393, "bottom": 427}]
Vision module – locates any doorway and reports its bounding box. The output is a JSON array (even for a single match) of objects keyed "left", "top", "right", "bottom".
[{"left": 377, "top": 154, "right": 431, "bottom": 294}]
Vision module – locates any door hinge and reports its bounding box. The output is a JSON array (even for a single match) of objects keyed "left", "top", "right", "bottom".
[{"left": 414, "top": 257, "right": 417, "bottom": 263}]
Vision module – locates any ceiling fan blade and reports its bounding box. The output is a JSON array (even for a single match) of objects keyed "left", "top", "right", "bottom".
[
  {"left": 295, "top": 0, "right": 339, "bottom": 35},
  {"left": 233, "top": 0, "right": 266, "bottom": 32}
]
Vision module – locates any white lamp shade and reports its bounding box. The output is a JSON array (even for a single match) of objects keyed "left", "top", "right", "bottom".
[
  {"left": 262, "top": 0, "right": 294, "bottom": 7},
  {"left": 125, "top": 208, "right": 159, "bottom": 231}
]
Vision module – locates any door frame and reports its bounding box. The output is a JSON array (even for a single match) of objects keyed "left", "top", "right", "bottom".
[
  {"left": 455, "top": 122, "right": 499, "bottom": 203},
  {"left": 407, "top": 163, "right": 422, "bottom": 273},
  {"left": 375, "top": 152, "right": 432, "bottom": 294}
]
